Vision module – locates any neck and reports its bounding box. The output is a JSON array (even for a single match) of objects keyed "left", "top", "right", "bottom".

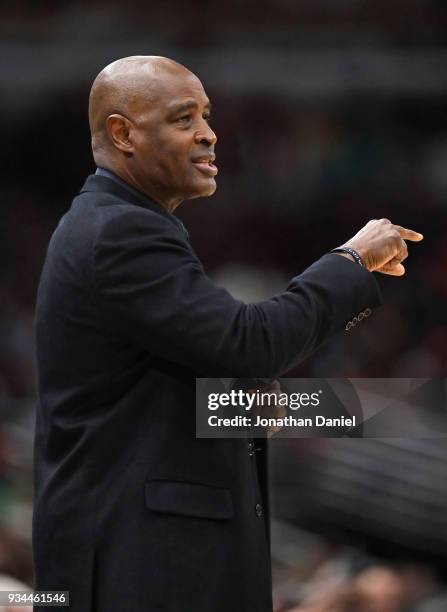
[{"left": 99, "top": 163, "right": 182, "bottom": 213}]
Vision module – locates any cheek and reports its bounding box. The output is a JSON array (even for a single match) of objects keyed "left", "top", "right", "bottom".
[
  {"left": 159, "top": 143, "right": 193, "bottom": 176},
  {"left": 135, "top": 129, "right": 201, "bottom": 188}
]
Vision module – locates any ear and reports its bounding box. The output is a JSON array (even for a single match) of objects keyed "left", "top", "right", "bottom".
[{"left": 106, "top": 114, "right": 134, "bottom": 153}]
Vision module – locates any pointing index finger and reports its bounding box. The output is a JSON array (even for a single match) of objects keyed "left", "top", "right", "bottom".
[{"left": 395, "top": 226, "right": 424, "bottom": 242}]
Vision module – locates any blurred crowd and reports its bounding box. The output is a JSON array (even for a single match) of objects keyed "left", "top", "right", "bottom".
[
  {"left": 1, "top": 0, "right": 447, "bottom": 607},
  {"left": 270, "top": 435, "right": 447, "bottom": 611},
  {"left": 273, "top": 556, "right": 447, "bottom": 611}
]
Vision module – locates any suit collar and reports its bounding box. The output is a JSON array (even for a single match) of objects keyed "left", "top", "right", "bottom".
[
  {"left": 95, "top": 166, "right": 150, "bottom": 201},
  {"left": 80, "top": 174, "right": 190, "bottom": 240},
  {"left": 80, "top": 173, "right": 174, "bottom": 221}
]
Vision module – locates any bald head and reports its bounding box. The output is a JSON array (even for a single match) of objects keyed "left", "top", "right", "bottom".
[
  {"left": 87, "top": 55, "right": 217, "bottom": 212},
  {"left": 88, "top": 55, "right": 194, "bottom": 159}
]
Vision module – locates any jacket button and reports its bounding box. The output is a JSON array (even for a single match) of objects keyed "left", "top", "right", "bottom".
[
  {"left": 255, "top": 503, "right": 263, "bottom": 518},
  {"left": 247, "top": 441, "right": 255, "bottom": 456},
  {"left": 364, "top": 308, "right": 372, "bottom": 317}
]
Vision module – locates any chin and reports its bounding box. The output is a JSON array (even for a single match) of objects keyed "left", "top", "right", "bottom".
[
  {"left": 187, "top": 179, "right": 217, "bottom": 200},
  {"left": 202, "top": 184, "right": 217, "bottom": 197},
  {"left": 201, "top": 178, "right": 217, "bottom": 197}
]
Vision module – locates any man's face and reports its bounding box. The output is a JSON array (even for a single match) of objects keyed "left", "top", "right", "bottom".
[{"left": 129, "top": 71, "right": 217, "bottom": 207}]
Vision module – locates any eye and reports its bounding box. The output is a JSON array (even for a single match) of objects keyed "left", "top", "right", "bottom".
[
  {"left": 203, "top": 113, "right": 212, "bottom": 124},
  {"left": 177, "top": 115, "right": 192, "bottom": 126}
]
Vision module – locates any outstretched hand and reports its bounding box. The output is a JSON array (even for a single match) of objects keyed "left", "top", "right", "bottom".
[{"left": 337, "top": 218, "right": 423, "bottom": 276}]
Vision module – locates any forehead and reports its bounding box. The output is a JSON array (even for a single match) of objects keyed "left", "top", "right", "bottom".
[{"left": 152, "top": 71, "right": 210, "bottom": 113}]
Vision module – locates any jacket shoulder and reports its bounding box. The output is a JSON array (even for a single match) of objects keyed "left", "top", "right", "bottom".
[{"left": 90, "top": 194, "right": 189, "bottom": 251}]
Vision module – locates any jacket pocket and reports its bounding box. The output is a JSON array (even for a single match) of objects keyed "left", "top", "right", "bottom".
[{"left": 145, "top": 479, "right": 233, "bottom": 520}]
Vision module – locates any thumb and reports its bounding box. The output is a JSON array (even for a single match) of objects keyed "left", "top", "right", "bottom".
[{"left": 376, "top": 262, "right": 406, "bottom": 276}]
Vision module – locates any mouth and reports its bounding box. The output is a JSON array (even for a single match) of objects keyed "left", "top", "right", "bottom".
[{"left": 192, "top": 155, "right": 218, "bottom": 177}]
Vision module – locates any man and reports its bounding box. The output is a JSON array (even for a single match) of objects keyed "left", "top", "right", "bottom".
[{"left": 33, "top": 56, "right": 422, "bottom": 612}]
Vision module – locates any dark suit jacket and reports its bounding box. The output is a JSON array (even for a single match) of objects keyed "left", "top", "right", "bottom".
[{"left": 33, "top": 174, "right": 381, "bottom": 612}]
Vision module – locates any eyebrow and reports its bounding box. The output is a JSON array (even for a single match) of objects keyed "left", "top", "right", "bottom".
[{"left": 167, "top": 100, "right": 212, "bottom": 116}]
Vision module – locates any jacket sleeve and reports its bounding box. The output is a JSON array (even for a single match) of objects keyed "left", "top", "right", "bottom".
[{"left": 93, "top": 207, "right": 382, "bottom": 378}]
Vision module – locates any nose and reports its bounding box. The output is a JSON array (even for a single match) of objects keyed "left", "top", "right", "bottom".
[{"left": 194, "top": 120, "right": 217, "bottom": 146}]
